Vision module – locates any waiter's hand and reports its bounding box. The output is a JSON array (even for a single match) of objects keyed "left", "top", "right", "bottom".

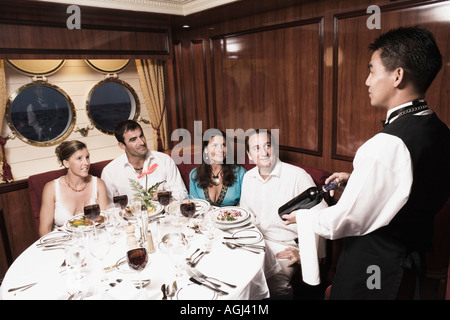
[
  {"left": 276, "top": 248, "right": 300, "bottom": 266},
  {"left": 281, "top": 212, "right": 296, "bottom": 225},
  {"left": 325, "top": 172, "right": 350, "bottom": 197}
]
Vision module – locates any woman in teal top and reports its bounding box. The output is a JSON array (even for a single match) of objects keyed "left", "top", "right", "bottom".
[{"left": 189, "top": 129, "right": 246, "bottom": 207}]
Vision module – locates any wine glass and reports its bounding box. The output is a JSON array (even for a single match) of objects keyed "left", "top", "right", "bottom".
[
  {"left": 129, "top": 200, "right": 146, "bottom": 245},
  {"left": 126, "top": 247, "right": 149, "bottom": 291},
  {"left": 105, "top": 205, "right": 122, "bottom": 245},
  {"left": 84, "top": 202, "right": 101, "bottom": 236},
  {"left": 64, "top": 233, "right": 86, "bottom": 280},
  {"left": 180, "top": 196, "right": 197, "bottom": 239},
  {"left": 88, "top": 228, "right": 111, "bottom": 286},
  {"left": 199, "top": 210, "right": 216, "bottom": 250},
  {"left": 157, "top": 184, "right": 172, "bottom": 214},
  {"left": 167, "top": 233, "right": 188, "bottom": 279},
  {"left": 167, "top": 200, "right": 183, "bottom": 229},
  {"left": 113, "top": 194, "right": 128, "bottom": 216}
]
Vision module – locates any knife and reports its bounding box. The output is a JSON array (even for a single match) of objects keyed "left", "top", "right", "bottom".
[
  {"left": 223, "top": 236, "right": 257, "bottom": 240},
  {"left": 190, "top": 268, "right": 237, "bottom": 288},
  {"left": 189, "top": 277, "right": 228, "bottom": 296},
  {"left": 8, "top": 282, "right": 37, "bottom": 292},
  {"left": 186, "top": 269, "right": 221, "bottom": 288}
]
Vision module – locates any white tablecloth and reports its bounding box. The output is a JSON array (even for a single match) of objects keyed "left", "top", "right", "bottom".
[{"left": 1, "top": 217, "right": 270, "bottom": 300}]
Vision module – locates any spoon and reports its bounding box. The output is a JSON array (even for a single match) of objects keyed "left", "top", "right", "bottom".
[
  {"left": 186, "top": 248, "right": 201, "bottom": 261},
  {"left": 223, "top": 242, "right": 260, "bottom": 254}
]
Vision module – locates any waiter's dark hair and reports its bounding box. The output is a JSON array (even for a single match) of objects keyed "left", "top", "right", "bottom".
[{"left": 369, "top": 26, "right": 442, "bottom": 94}]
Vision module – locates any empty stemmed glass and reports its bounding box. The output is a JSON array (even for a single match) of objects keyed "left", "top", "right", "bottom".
[
  {"left": 64, "top": 232, "right": 86, "bottom": 280},
  {"left": 167, "top": 233, "right": 188, "bottom": 279},
  {"left": 129, "top": 200, "right": 147, "bottom": 245},
  {"left": 126, "top": 246, "right": 149, "bottom": 292},
  {"left": 199, "top": 210, "right": 216, "bottom": 250},
  {"left": 88, "top": 228, "right": 111, "bottom": 287}
]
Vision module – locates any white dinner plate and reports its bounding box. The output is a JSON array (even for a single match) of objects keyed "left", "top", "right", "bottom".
[
  {"left": 176, "top": 283, "right": 217, "bottom": 300},
  {"left": 214, "top": 214, "right": 251, "bottom": 230},
  {"left": 231, "top": 229, "right": 263, "bottom": 245},
  {"left": 64, "top": 213, "right": 107, "bottom": 232},
  {"left": 38, "top": 231, "right": 70, "bottom": 245},
  {"left": 122, "top": 201, "right": 163, "bottom": 221},
  {"left": 212, "top": 207, "right": 249, "bottom": 225},
  {"left": 192, "top": 199, "right": 211, "bottom": 216}
]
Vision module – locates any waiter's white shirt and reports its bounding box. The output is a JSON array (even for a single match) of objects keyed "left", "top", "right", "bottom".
[
  {"left": 101, "top": 151, "right": 187, "bottom": 204},
  {"left": 295, "top": 102, "right": 429, "bottom": 284}
]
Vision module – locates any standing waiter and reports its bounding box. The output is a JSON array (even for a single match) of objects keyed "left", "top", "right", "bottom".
[{"left": 282, "top": 27, "right": 450, "bottom": 299}]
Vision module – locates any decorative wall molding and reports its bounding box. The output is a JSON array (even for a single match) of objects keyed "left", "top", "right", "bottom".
[{"left": 37, "top": 0, "right": 238, "bottom": 15}]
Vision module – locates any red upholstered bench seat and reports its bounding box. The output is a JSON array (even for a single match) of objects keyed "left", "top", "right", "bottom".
[{"left": 28, "top": 156, "right": 331, "bottom": 231}]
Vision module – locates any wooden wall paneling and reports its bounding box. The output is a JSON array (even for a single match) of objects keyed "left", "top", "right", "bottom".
[
  {"left": 190, "top": 39, "right": 211, "bottom": 131},
  {"left": 0, "top": 0, "right": 173, "bottom": 59},
  {"left": 0, "top": 182, "right": 37, "bottom": 260},
  {"left": 0, "top": 22, "right": 170, "bottom": 58},
  {"left": 332, "top": 0, "right": 450, "bottom": 161},
  {"left": 210, "top": 18, "right": 325, "bottom": 156}
]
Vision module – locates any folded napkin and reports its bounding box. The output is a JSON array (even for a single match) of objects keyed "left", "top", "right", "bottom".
[{"left": 297, "top": 212, "right": 321, "bottom": 286}]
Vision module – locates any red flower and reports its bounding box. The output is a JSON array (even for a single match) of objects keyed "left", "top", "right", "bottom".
[{"left": 137, "top": 163, "right": 158, "bottom": 179}]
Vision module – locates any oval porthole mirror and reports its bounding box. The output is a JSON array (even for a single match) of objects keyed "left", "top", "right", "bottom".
[
  {"left": 5, "top": 82, "right": 76, "bottom": 147},
  {"left": 86, "top": 78, "right": 140, "bottom": 135}
]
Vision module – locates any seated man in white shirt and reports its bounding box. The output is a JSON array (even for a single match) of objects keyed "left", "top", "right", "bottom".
[
  {"left": 240, "top": 129, "right": 327, "bottom": 299},
  {"left": 101, "top": 120, "right": 186, "bottom": 204}
]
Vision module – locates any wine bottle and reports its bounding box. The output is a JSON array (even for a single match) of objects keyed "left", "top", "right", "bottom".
[{"left": 278, "top": 181, "right": 338, "bottom": 220}]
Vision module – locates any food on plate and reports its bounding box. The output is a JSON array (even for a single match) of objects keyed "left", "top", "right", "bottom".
[
  {"left": 216, "top": 209, "right": 243, "bottom": 221},
  {"left": 69, "top": 215, "right": 105, "bottom": 227},
  {"left": 124, "top": 205, "right": 157, "bottom": 215}
]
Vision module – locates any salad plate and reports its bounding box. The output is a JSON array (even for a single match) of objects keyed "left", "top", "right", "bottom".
[{"left": 212, "top": 207, "right": 249, "bottom": 225}]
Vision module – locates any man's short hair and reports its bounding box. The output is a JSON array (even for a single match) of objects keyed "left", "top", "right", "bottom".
[
  {"left": 114, "top": 120, "right": 142, "bottom": 144},
  {"left": 368, "top": 26, "right": 442, "bottom": 94}
]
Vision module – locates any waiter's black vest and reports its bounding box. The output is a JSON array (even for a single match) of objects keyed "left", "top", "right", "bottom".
[{"left": 330, "top": 110, "right": 450, "bottom": 300}]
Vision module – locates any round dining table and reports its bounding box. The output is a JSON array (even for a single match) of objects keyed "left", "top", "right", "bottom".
[{"left": 1, "top": 207, "right": 271, "bottom": 300}]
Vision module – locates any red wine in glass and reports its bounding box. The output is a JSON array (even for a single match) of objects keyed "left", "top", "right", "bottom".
[
  {"left": 180, "top": 202, "right": 196, "bottom": 218},
  {"left": 84, "top": 204, "right": 100, "bottom": 223},
  {"left": 127, "top": 247, "right": 148, "bottom": 271},
  {"left": 157, "top": 191, "right": 172, "bottom": 207},
  {"left": 113, "top": 195, "right": 128, "bottom": 209}
]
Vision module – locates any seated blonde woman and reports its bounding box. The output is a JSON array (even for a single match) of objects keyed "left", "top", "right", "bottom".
[{"left": 39, "top": 140, "right": 108, "bottom": 236}]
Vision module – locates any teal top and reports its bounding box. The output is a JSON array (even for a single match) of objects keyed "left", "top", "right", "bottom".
[{"left": 189, "top": 166, "right": 246, "bottom": 207}]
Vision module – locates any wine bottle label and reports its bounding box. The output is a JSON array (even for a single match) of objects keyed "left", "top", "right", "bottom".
[{"left": 322, "top": 180, "right": 338, "bottom": 192}]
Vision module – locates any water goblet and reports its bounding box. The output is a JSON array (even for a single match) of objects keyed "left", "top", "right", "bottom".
[
  {"left": 167, "top": 233, "right": 188, "bottom": 279},
  {"left": 88, "top": 228, "right": 111, "bottom": 286},
  {"left": 199, "top": 210, "right": 216, "bottom": 250},
  {"left": 64, "top": 233, "right": 86, "bottom": 280}
]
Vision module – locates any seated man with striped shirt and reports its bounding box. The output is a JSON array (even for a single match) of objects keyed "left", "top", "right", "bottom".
[{"left": 240, "top": 129, "right": 327, "bottom": 299}]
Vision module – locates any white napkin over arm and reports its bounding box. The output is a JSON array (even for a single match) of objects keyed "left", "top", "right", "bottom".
[{"left": 296, "top": 210, "right": 321, "bottom": 286}]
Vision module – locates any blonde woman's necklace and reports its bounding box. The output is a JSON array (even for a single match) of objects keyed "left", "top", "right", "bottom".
[
  {"left": 65, "top": 175, "right": 88, "bottom": 192},
  {"left": 211, "top": 168, "right": 222, "bottom": 186}
]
